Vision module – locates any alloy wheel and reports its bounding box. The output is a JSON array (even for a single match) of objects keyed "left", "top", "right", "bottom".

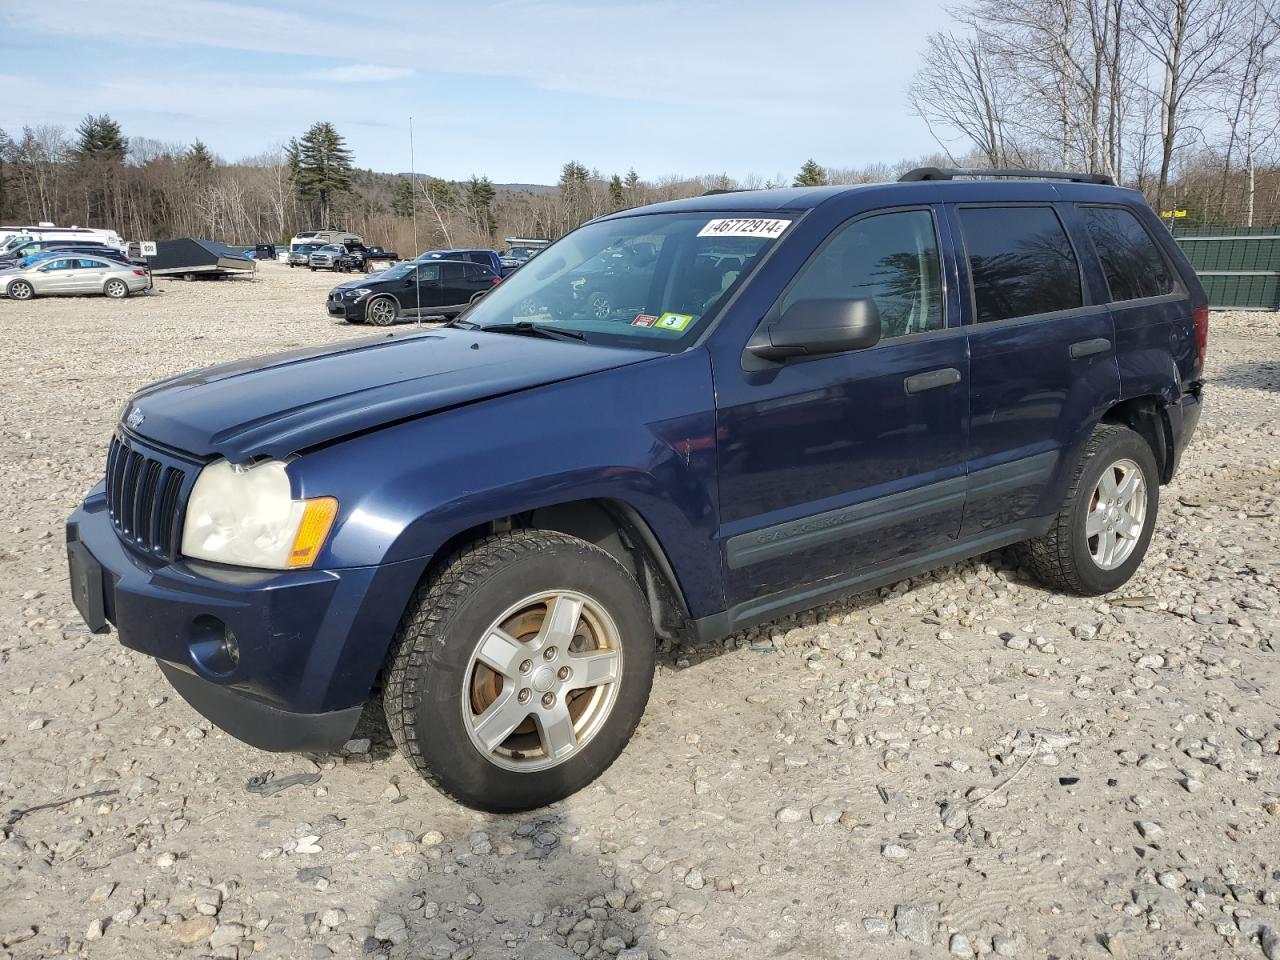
[
  {"left": 1086, "top": 457, "right": 1146, "bottom": 570},
  {"left": 9, "top": 281, "right": 32, "bottom": 301},
  {"left": 367, "top": 298, "right": 396, "bottom": 326},
  {"left": 462, "top": 590, "right": 623, "bottom": 772}
]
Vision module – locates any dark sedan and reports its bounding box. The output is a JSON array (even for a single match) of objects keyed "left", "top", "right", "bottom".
[{"left": 326, "top": 259, "right": 501, "bottom": 325}]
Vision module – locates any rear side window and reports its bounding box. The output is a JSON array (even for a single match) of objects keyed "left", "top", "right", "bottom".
[
  {"left": 1081, "top": 206, "right": 1174, "bottom": 301},
  {"left": 442, "top": 263, "right": 465, "bottom": 281},
  {"left": 959, "top": 206, "right": 1083, "bottom": 323},
  {"left": 782, "top": 209, "right": 944, "bottom": 339}
]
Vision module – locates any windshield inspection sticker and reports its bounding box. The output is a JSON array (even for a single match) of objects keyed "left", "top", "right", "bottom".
[
  {"left": 632, "top": 314, "right": 657, "bottom": 327},
  {"left": 655, "top": 312, "right": 693, "bottom": 332},
  {"left": 696, "top": 218, "right": 791, "bottom": 239}
]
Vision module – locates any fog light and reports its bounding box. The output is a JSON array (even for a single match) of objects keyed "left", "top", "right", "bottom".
[
  {"left": 221, "top": 627, "right": 240, "bottom": 668},
  {"left": 189, "top": 614, "right": 240, "bottom": 676}
]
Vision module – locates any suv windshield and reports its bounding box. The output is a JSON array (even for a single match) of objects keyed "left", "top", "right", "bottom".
[{"left": 462, "top": 212, "right": 792, "bottom": 351}]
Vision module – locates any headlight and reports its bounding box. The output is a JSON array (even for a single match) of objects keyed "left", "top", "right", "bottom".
[
  {"left": 180, "top": 459, "right": 338, "bottom": 569},
  {"left": 345, "top": 288, "right": 371, "bottom": 299}
]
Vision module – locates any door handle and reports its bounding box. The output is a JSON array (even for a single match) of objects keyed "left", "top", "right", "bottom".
[
  {"left": 1070, "top": 337, "right": 1111, "bottom": 359},
  {"left": 904, "top": 367, "right": 962, "bottom": 394}
]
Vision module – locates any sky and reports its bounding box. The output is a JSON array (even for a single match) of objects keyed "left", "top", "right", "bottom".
[{"left": 0, "top": 0, "right": 952, "bottom": 184}]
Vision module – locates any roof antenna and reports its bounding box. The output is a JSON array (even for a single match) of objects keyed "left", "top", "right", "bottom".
[{"left": 410, "top": 115, "right": 421, "bottom": 328}]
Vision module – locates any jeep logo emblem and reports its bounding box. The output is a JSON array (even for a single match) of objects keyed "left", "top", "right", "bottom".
[{"left": 125, "top": 407, "right": 145, "bottom": 430}]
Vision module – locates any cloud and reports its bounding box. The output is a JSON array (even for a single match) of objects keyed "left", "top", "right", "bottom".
[{"left": 310, "top": 64, "right": 415, "bottom": 83}]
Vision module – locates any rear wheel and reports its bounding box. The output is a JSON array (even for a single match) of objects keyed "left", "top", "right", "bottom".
[
  {"left": 1017, "top": 424, "right": 1159, "bottom": 595},
  {"left": 7, "top": 279, "right": 34, "bottom": 301},
  {"left": 365, "top": 296, "right": 398, "bottom": 326},
  {"left": 383, "top": 531, "right": 655, "bottom": 812},
  {"left": 103, "top": 278, "right": 129, "bottom": 299}
]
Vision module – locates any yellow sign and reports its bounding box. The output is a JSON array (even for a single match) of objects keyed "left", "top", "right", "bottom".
[{"left": 1160, "top": 209, "right": 1188, "bottom": 219}]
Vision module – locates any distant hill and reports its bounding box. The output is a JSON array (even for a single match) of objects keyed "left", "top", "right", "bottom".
[{"left": 385, "top": 175, "right": 556, "bottom": 193}]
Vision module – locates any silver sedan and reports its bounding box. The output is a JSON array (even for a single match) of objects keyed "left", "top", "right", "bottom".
[{"left": 1, "top": 255, "right": 150, "bottom": 300}]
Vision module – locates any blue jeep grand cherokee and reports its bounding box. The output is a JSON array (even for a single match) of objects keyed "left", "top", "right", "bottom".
[{"left": 67, "top": 168, "right": 1206, "bottom": 811}]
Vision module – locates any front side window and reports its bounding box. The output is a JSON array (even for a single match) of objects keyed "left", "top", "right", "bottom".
[
  {"left": 461, "top": 212, "right": 792, "bottom": 351},
  {"left": 1081, "top": 206, "right": 1174, "bottom": 302},
  {"left": 782, "top": 209, "right": 944, "bottom": 340},
  {"left": 417, "top": 263, "right": 440, "bottom": 282},
  {"left": 959, "top": 206, "right": 1083, "bottom": 323},
  {"left": 43, "top": 259, "right": 74, "bottom": 271}
]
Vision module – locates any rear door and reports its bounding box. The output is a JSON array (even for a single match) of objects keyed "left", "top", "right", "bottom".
[
  {"left": 1075, "top": 203, "right": 1194, "bottom": 401},
  {"left": 439, "top": 262, "right": 469, "bottom": 308},
  {"left": 949, "top": 203, "right": 1120, "bottom": 536},
  {"left": 72, "top": 257, "right": 109, "bottom": 293}
]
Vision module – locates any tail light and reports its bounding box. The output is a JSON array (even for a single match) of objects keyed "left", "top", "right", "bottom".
[
  {"left": 491, "top": 276, "right": 501, "bottom": 285},
  {"left": 1193, "top": 304, "right": 1209, "bottom": 369},
  {"left": 132, "top": 269, "right": 147, "bottom": 277}
]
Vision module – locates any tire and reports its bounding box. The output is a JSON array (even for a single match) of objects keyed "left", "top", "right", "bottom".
[
  {"left": 309, "top": 267, "right": 317, "bottom": 272},
  {"left": 383, "top": 530, "right": 655, "bottom": 812},
  {"left": 7, "top": 279, "right": 34, "bottom": 301},
  {"left": 1017, "top": 424, "right": 1159, "bottom": 595},
  {"left": 365, "top": 296, "right": 398, "bottom": 327},
  {"left": 103, "top": 278, "right": 129, "bottom": 299}
]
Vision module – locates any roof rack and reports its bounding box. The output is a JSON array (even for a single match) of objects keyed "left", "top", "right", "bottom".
[{"left": 898, "top": 166, "right": 1115, "bottom": 186}]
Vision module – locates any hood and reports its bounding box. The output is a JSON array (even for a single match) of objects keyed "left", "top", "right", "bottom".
[
  {"left": 126, "top": 327, "right": 662, "bottom": 462},
  {"left": 330, "top": 276, "right": 373, "bottom": 293}
]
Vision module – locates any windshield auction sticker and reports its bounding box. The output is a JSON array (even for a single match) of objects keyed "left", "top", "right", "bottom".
[
  {"left": 696, "top": 218, "right": 791, "bottom": 239},
  {"left": 655, "top": 312, "right": 693, "bottom": 332}
]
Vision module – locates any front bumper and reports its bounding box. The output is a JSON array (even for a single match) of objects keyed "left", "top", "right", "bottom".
[
  {"left": 326, "top": 296, "right": 365, "bottom": 320},
  {"left": 66, "top": 485, "right": 427, "bottom": 751}
]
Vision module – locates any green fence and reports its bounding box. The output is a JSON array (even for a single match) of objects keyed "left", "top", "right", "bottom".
[{"left": 1172, "top": 227, "right": 1280, "bottom": 310}]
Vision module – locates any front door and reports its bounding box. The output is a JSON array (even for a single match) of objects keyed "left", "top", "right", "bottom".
[
  {"left": 35, "top": 258, "right": 78, "bottom": 294},
  {"left": 950, "top": 203, "right": 1119, "bottom": 536},
  {"left": 713, "top": 207, "right": 969, "bottom": 616},
  {"left": 400, "top": 263, "right": 445, "bottom": 315}
]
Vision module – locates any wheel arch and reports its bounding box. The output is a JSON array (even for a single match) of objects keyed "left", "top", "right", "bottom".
[
  {"left": 418, "top": 497, "right": 692, "bottom": 643},
  {"left": 1099, "top": 394, "right": 1174, "bottom": 483}
]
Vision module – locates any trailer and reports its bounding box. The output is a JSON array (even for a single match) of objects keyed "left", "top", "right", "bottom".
[{"left": 146, "top": 239, "right": 256, "bottom": 279}]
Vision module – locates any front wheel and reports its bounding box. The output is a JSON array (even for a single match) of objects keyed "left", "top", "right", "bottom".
[
  {"left": 104, "top": 278, "right": 129, "bottom": 299},
  {"left": 383, "top": 531, "right": 655, "bottom": 812},
  {"left": 7, "top": 279, "right": 34, "bottom": 301},
  {"left": 1017, "top": 424, "right": 1159, "bottom": 595},
  {"left": 365, "top": 296, "right": 398, "bottom": 326}
]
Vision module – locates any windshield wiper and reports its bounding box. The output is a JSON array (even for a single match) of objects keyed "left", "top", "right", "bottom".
[
  {"left": 478, "top": 321, "right": 587, "bottom": 343},
  {"left": 447, "top": 317, "right": 479, "bottom": 329}
]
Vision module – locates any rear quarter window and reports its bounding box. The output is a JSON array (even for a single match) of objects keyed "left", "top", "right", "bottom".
[
  {"left": 1081, "top": 205, "right": 1175, "bottom": 302},
  {"left": 959, "top": 206, "right": 1083, "bottom": 323}
]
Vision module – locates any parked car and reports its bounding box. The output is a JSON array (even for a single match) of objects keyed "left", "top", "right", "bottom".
[
  {"left": 310, "top": 243, "right": 365, "bottom": 273},
  {"left": 499, "top": 238, "right": 550, "bottom": 270},
  {"left": 417, "top": 247, "right": 505, "bottom": 276},
  {"left": 0, "top": 239, "right": 113, "bottom": 267},
  {"left": 66, "top": 169, "right": 1205, "bottom": 813},
  {"left": 16, "top": 247, "right": 151, "bottom": 285},
  {"left": 3, "top": 254, "right": 149, "bottom": 300},
  {"left": 287, "top": 242, "right": 324, "bottom": 267},
  {"left": 326, "top": 259, "right": 501, "bottom": 324}
]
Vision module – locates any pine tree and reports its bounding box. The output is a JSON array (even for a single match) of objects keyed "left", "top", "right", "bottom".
[
  {"left": 462, "top": 175, "right": 496, "bottom": 237},
  {"left": 186, "top": 140, "right": 214, "bottom": 171},
  {"left": 391, "top": 178, "right": 416, "bottom": 217},
  {"left": 793, "top": 159, "right": 828, "bottom": 187},
  {"left": 75, "top": 114, "right": 127, "bottom": 162},
  {"left": 624, "top": 168, "right": 640, "bottom": 191},
  {"left": 0, "top": 128, "right": 13, "bottom": 221},
  {"left": 294, "top": 122, "right": 354, "bottom": 226},
  {"left": 608, "top": 174, "right": 625, "bottom": 209}
]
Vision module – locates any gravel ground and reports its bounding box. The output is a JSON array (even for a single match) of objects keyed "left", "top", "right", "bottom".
[{"left": 1, "top": 262, "right": 1278, "bottom": 960}]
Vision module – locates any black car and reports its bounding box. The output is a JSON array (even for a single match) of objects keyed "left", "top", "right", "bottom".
[
  {"left": 0, "top": 239, "right": 113, "bottom": 268},
  {"left": 326, "top": 258, "right": 501, "bottom": 324}
]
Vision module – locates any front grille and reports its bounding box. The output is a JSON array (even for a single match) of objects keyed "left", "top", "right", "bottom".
[{"left": 104, "top": 434, "right": 190, "bottom": 561}]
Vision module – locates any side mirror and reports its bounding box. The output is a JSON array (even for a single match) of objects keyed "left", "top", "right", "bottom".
[{"left": 746, "top": 298, "right": 881, "bottom": 363}]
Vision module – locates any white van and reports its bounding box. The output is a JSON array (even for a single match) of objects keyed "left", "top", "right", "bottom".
[{"left": 0, "top": 225, "right": 126, "bottom": 254}]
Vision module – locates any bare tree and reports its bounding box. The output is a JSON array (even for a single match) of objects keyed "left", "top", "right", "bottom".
[{"left": 1131, "top": 0, "right": 1240, "bottom": 211}]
